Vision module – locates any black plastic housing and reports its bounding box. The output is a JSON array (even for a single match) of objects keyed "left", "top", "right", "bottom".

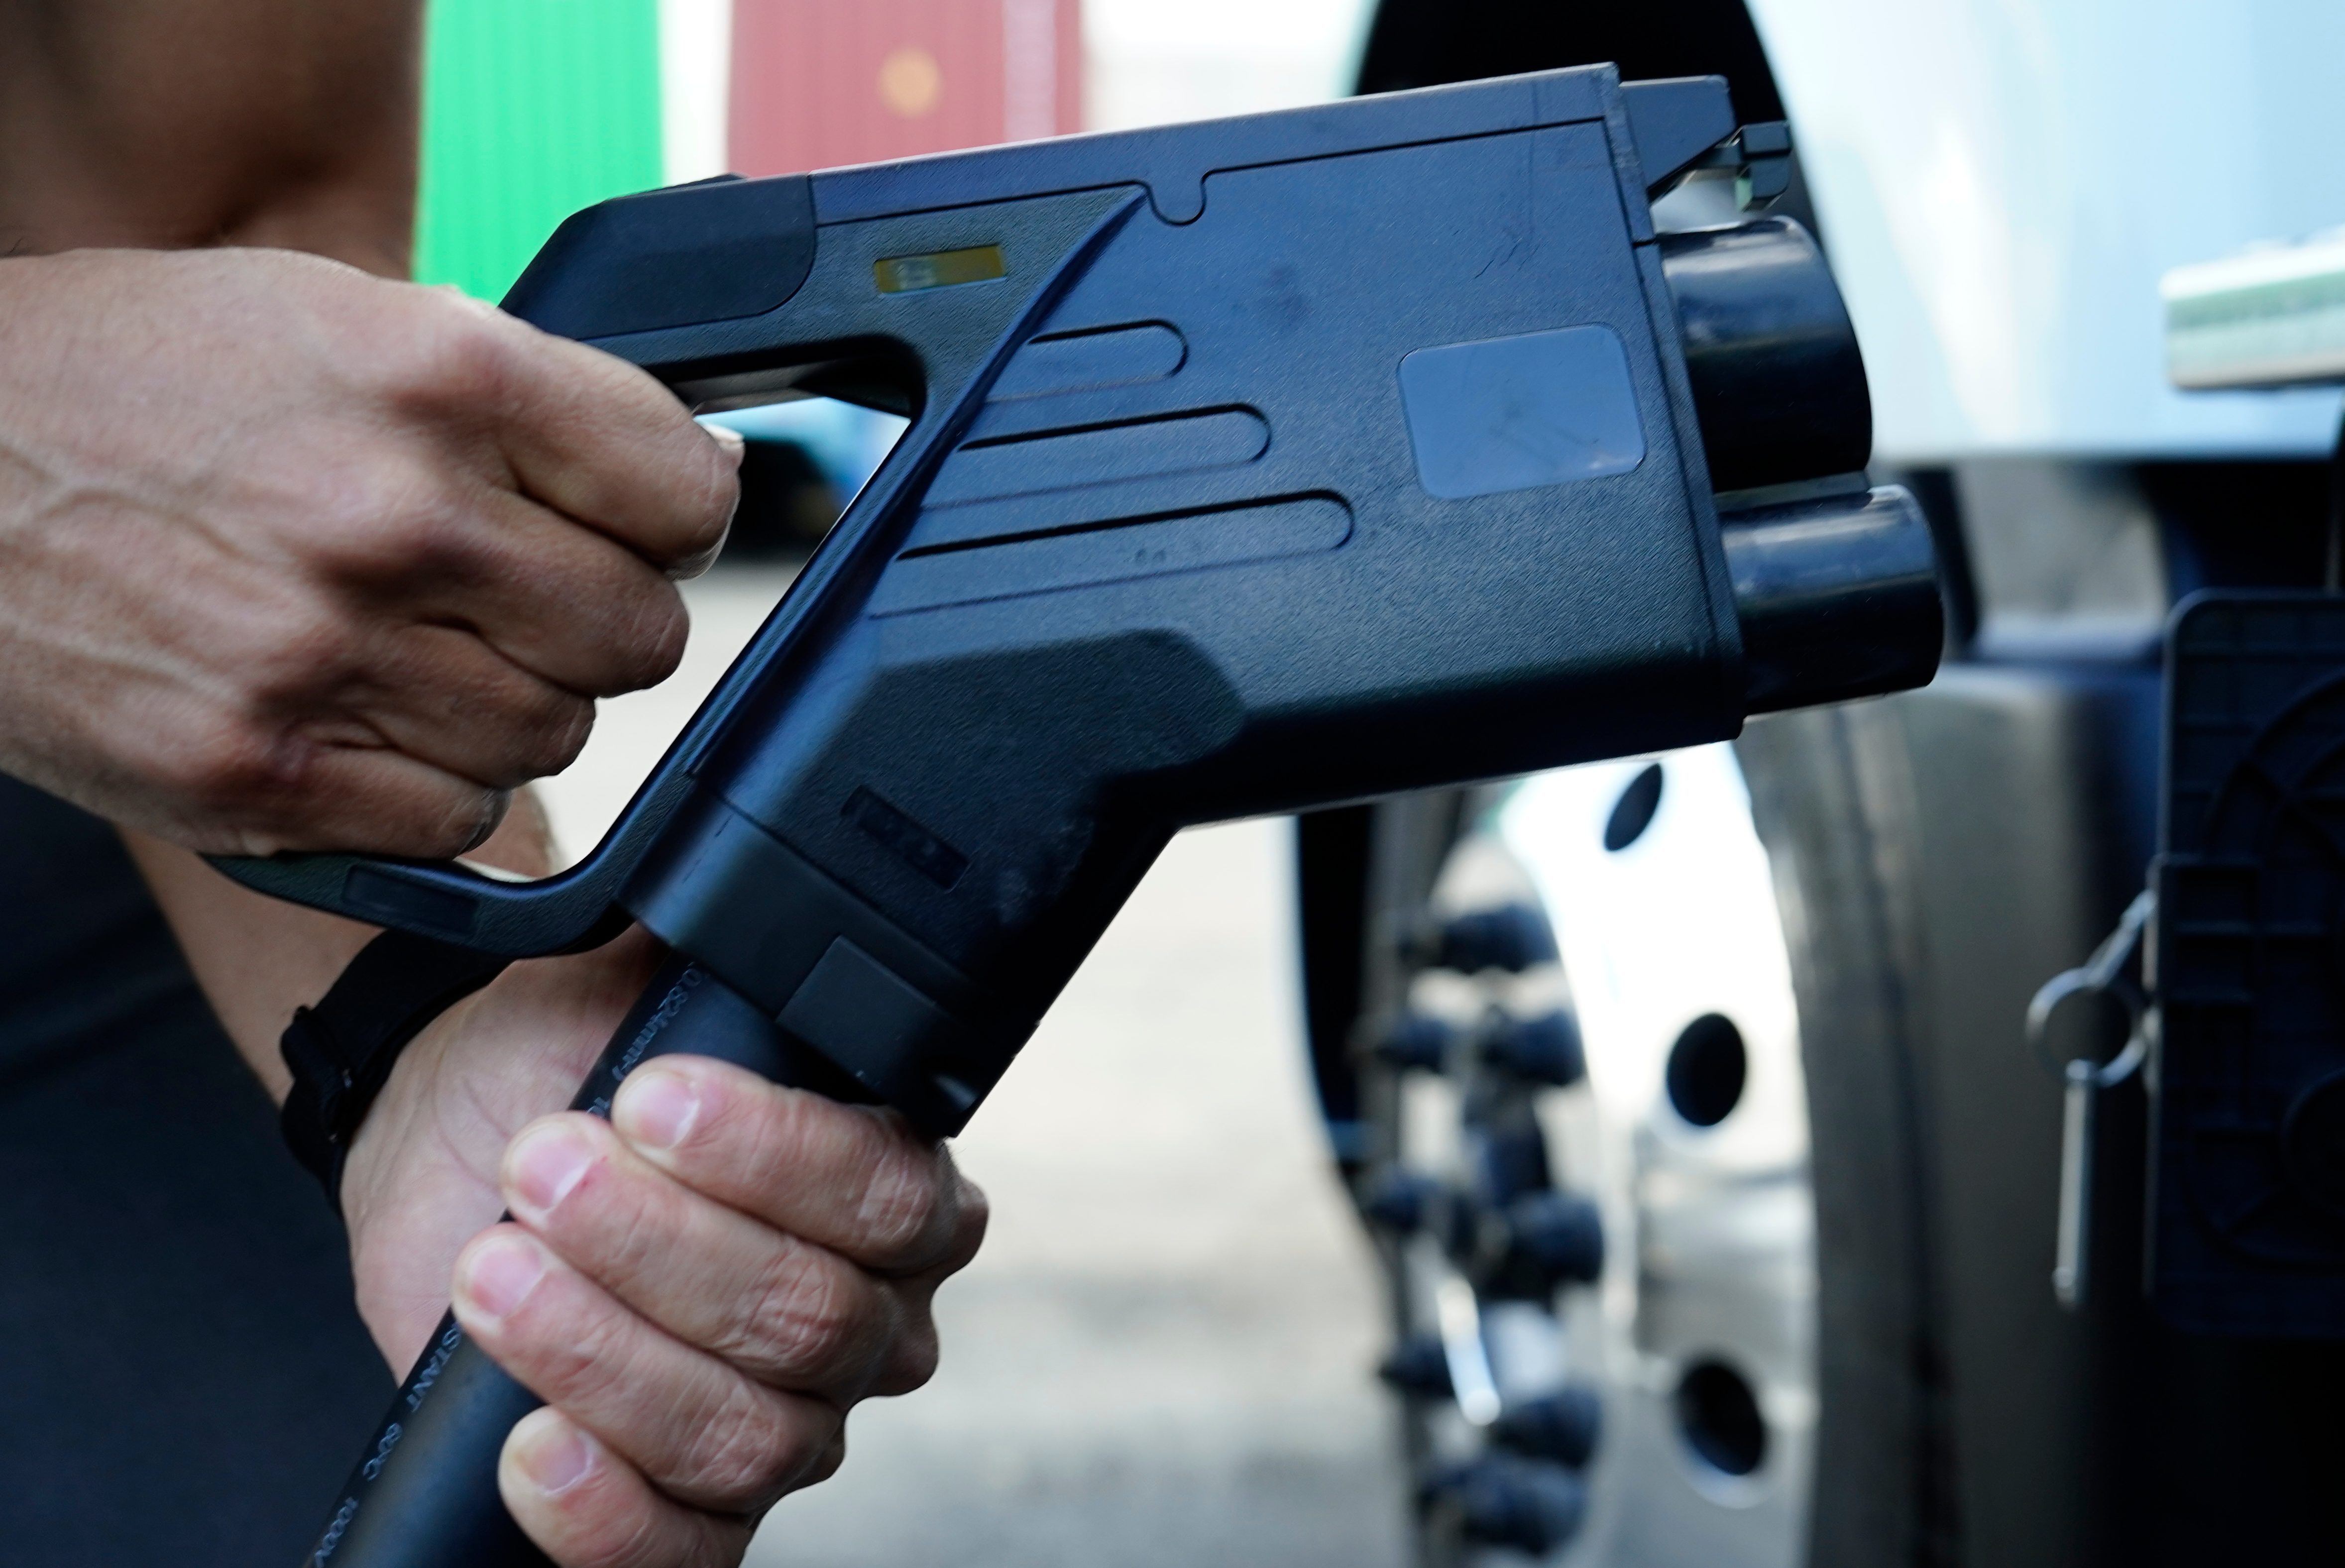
[{"left": 216, "top": 65, "right": 1937, "bottom": 1146}]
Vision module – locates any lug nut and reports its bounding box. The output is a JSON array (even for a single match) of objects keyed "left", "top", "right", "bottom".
[
  {"left": 1367, "top": 1170, "right": 1481, "bottom": 1257},
  {"left": 1427, "top": 1455, "right": 1588, "bottom": 1555},
  {"left": 1360, "top": 1168, "right": 1443, "bottom": 1232},
  {"left": 1477, "top": 1190, "right": 1605, "bottom": 1297},
  {"left": 1440, "top": 903, "right": 1559, "bottom": 974},
  {"left": 1509, "top": 1190, "right": 1605, "bottom": 1285},
  {"left": 1491, "top": 1387, "right": 1603, "bottom": 1468},
  {"left": 1485, "top": 1010, "right": 1586, "bottom": 1087},
  {"left": 1409, "top": 903, "right": 1559, "bottom": 975},
  {"left": 1373, "top": 1013, "right": 1453, "bottom": 1073},
  {"left": 1378, "top": 1334, "right": 1454, "bottom": 1400},
  {"left": 1468, "top": 1118, "right": 1557, "bottom": 1208}
]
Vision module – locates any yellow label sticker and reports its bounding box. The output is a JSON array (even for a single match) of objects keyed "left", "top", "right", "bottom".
[{"left": 875, "top": 245, "right": 1006, "bottom": 295}]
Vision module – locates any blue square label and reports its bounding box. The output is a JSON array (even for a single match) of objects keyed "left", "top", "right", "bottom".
[{"left": 1398, "top": 325, "right": 1647, "bottom": 500}]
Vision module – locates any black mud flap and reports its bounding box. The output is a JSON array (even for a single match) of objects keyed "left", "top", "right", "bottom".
[{"left": 2153, "top": 591, "right": 2345, "bottom": 1334}]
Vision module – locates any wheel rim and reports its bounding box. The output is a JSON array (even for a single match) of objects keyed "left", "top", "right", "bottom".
[{"left": 1370, "top": 744, "right": 1818, "bottom": 1566}]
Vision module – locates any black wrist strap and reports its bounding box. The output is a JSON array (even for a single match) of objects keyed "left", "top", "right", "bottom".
[{"left": 279, "top": 929, "right": 513, "bottom": 1216}]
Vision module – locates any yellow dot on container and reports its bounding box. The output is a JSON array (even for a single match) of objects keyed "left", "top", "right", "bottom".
[{"left": 877, "top": 47, "right": 943, "bottom": 119}]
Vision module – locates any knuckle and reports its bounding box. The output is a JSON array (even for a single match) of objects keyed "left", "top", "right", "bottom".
[
  {"left": 683, "top": 1515, "right": 756, "bottom": 1568},
  {"left": 609, "top": 586, "right": 689, "bottom": 693},
  {"left": 740, "top": 1247, "right": 868, "bottom": 1381},
  {"left": 853, "top": 1144, "right": 947, "bottom": 1262},
  {"left": 409, "top": 306, "right": 520, "bottom": 410},
  {"left": 530, "top": 1290, "right": 637, "bottom": 1399},
  {"left": 878, "top": 1317, "right": 941, "bottom": 1397},
  {"left": 507, "top": 688, "right": 595, "bottom": 780},
  {"left": 680, "top": 1395, "right": 808, "bottom": 1507},
  {"left": 802, "top": 1431, "right": 849, "bottom": 1489},
  {"left": 158, "top": 707, "right": 308, "bottom": 810},
  {"left": 452, "top": 788, "right": 511, "bottom": 853},
  {"left": 586, "top": 1175, "right": 674, "bottom": 1286},
  {"left": 734, "top": 1087, "right": 806, "bottom": 1192},
  {"left": 550, "top": 690, "right": 597, "bottom": 758},
  {"left": 380, "top": 778, "right": 503, "bottom": 859},
  {"left": 314, "top": 472, "right": 471, "bottom": 585},
  {"left": 955, "top": 1177, "right": 992, "bottom": 1251},
  {"left": 934, "top": 1165, "right": 990, "bottom": 1271},
  {"left": 277, "top": 600, "right": 366, "bottom": 680},
  {"left": 177, "top": 594, "right": 355, "bottom": 737}
]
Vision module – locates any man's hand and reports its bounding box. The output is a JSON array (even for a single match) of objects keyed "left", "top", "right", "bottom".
[
  {"left": 340, "top": 932, "right": 986, "bottom": 1568},
  {"left": 0, "top": 246, "right": 741, "bottom": 857}
]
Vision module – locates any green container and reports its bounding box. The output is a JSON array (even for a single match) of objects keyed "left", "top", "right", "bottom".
[{"left": 415, "top": 0, "right": 665, "bottom": 302}]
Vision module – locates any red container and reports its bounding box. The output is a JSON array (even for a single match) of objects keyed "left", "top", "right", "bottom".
[{"left": 730, "top": 0, "right": 1083, "bottom": 177}]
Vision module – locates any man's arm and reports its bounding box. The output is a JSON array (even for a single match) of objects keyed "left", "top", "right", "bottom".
[
  {"left": 118, "top": 802, "right": 556, "bottom": 1099},
  {"left": 0, "top": 0, "right": 425, "bottom": 271},
  {"left": 7, "top": 6, "right": 984, "bottom": 1563}
]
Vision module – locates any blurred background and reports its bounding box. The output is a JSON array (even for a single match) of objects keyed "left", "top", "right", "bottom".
[{"left": 416, "top": 3, "right": 1410, "bottom": 1565}]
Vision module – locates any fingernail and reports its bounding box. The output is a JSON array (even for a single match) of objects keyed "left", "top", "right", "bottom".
[
  {"left": 705, "top": 422, "right": 748, "bottom": 463},
  {"left": 460, "top": 1233, "right": 547, "bottom": 1322},
  {"left": 517, "top": 1418, "right": 596, "bottom": 1496},
  {"left": 614, "top": 1067, "right": 700, "bottom": 1152},
  {"left": 462, "top": 789, "right": 512, "bottom": 854},
  {"left": 508, "top": 1124, "right": 595, "bottom": 1217}
]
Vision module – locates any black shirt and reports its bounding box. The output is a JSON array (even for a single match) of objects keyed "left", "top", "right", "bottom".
[{"left": 0, "top": 775, "right": 387, "bottom": 1563}]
